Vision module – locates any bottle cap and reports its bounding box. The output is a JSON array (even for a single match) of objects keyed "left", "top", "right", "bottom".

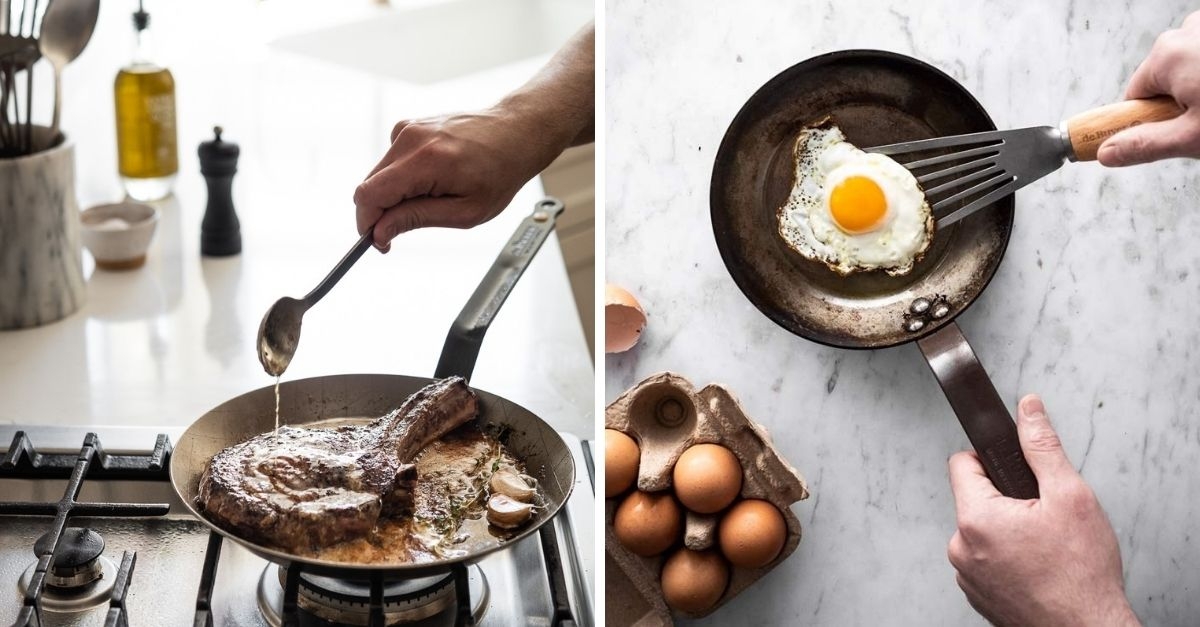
[
  {"left": 133, "top": 0, "right": 149, "bottom": 31},
  {"left": 198, "top": 126, "right": 239, "bottom": 176}
]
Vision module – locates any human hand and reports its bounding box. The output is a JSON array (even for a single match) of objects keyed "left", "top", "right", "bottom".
[
  {"left": 1099, "top": 11, "right": 1200, "bottom": 166},
  {"left": 353, "top": 107, "right": 559, "bottom": 251},
  {"left": 354, "top": 23, "right": 594, "bottom": 251},
  {"left": 947, "top": 395, "right": 1140, "bottom": 627}
]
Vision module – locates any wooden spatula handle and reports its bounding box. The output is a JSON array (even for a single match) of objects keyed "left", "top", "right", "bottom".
[{"left": 1066, "top": 96, "right": 1185, "bottom": 161}]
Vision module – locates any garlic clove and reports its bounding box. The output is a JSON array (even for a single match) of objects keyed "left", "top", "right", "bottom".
[
  {"left": 487, "top": 494, "right": 535, "bottom": 529},
  {"left": 490, "top": 468, "right": 538, "bottom": 502}
]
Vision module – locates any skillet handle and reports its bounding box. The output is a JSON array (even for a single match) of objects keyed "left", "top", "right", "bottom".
[
  {"left": 917, "top": 321, "right": 1039, "bottom": 500},
  {"left": 434, "top": 198, "right": 565, "bottom": 381}
]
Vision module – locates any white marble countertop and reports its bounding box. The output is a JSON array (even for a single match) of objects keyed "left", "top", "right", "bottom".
[
  {"left": 0, "top": 0, "right": 594, "bottom": 439},
  {"left": 606, "top": 1, "right": 1200, "bottom": 625}
]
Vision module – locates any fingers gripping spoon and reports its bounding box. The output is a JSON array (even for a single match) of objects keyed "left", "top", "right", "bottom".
[
  {"left": 867, "top": 96, "right": 1184, "bottom": 228},
  {"left": 257, "top": 229, "right": 375, "bottom": 376}
]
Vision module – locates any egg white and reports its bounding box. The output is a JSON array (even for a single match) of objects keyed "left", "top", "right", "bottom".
[{"left": 777, "top": 124, "right": 933, "bottom": 275}]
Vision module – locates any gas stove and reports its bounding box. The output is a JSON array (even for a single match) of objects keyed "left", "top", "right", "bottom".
[{"left": 0, "top": 426, "right": 594, "bottom": 626}]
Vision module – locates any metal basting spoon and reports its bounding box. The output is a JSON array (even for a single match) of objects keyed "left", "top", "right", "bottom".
[
  {"left": 39, "top": 0, "right": 100, "bottom": 147},
  {"left": 256, "top": 229, "right": 377, "bottom": 377}
]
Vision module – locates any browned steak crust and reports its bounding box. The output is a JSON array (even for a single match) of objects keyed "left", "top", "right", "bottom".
[{"left": 197, "top": 377, "right": 479, "bottom": 552}]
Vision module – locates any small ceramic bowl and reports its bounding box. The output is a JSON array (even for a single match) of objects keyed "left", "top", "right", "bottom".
[{"left": 80, "top": 202, "right": 159, "bottom": 270}]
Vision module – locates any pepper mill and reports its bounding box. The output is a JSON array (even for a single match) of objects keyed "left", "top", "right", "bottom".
[{"left": 198, "top": 126, "right": 242, "bottom": 256}]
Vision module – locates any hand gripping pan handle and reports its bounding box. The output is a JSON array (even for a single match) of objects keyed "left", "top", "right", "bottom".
[
  {"left": 434, "top": 198, "right": 565, "bottom": 382},
  {"left": 918, "top": 322, "right": 1039, "bottom": 499}
]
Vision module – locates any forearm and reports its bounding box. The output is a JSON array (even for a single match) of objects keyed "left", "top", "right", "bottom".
[{"left": 497, "top": 21, "right": 595, "bottom": 165}]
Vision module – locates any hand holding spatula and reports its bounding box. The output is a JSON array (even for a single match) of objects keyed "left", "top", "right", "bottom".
[
  {"left": 867, "top": 97, "right": 1184, "bottom": 228},
  {"left": 1097, "top": 12, "right": 1200, "bottom": 166},
  {"left": 869, "top": 13, "right": 1200, "bottom": 228}
]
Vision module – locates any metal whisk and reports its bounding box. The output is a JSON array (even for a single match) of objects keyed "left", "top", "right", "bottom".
[
  {"left": 0, "top": 0, "right": 100, "bottom": 157},
  {"left": 0, "top": 0, "right": 45, "bottom": 157}
]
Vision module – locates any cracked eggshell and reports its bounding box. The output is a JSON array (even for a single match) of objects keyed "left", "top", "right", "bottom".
[
  {"left": 604, "top": 372, "right": 808, "bottom": 625},
  {"left": 605, "top": 283, "right": 646, "bottom": 353}
]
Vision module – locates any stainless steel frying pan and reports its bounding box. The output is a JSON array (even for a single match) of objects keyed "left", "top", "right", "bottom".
[
  {"left": 711, "top": 50, "right": 1038, "bottom": 499},
  {"left": 170, "top": 198, "right": 577, "bottom": 579}
]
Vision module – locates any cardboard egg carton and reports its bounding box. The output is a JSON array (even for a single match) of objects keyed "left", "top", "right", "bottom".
[{"left": 605, "top": 372, "right": 809, "bottom": 625}]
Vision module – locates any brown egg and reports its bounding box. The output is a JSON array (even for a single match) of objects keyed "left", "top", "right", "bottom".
[
  {"left": 613, "top": 490, "right": 681, "bottom": 557},
  {"left": 605, "top": 429, "right": 640, "bottom": 498},
  {"left": 605, "top": 283, "right": 646, "bottom": 353},
  {"left": 660, "top": 548, "right": 730, "bottom": 614},
  {"left": 672, "top": 443, "right": 742, "bottom": 513},
  {"left": 718, "top": 499, "right": 787, "bottom": 568}
]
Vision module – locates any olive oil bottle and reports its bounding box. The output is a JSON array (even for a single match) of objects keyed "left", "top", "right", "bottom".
[{"left": 114, "top": 2, "right": 177, "bottom": 201}]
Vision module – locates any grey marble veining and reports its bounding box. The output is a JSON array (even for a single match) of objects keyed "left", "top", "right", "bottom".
[
  {"left": 605, "top": 1, "right": 1200, "bottom": 625},
  {"left": 0, "top": 135, "right": 84, "bottom": 329}
]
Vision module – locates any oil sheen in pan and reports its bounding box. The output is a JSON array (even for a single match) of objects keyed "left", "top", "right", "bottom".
[
  {"left": 760, "top": 116, "right": 961, "bottom": 302},
  {"left": 281, "top": 417, "right": 533, "bottom": 564}
]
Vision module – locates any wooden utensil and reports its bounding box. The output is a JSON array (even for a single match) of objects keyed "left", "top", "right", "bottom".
[{"left": 868, "top": 97, "right": 1184, "bottom": 227}]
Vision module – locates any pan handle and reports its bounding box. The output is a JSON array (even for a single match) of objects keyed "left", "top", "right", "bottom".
[
  {"left": 916, "top": 321, "right": 1039, "bottom": 500},
  {"left": 433, "top": 198, "right": 565, "bottom": 381}
]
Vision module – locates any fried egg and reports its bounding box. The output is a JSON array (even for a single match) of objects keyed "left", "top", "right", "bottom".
[{"left": 777, "top": 122, "right": 933, "bottom": 276}]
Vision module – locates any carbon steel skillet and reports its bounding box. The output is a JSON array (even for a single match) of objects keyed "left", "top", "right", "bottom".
[
  {"left": 711, "top": 50, "right": 1038, "bottom": 499},
  {"left": 170, "top": 199, "right": 577, "bottom": 579}
]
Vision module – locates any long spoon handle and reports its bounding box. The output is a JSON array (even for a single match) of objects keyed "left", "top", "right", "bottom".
[
  {"left": 301, "top": 228, "right": 376, "bottom": 307},
  {"left": 0, "top": 66, "right": 9, "bottom": 149},
  {"left": 22, "top": 53, "right": 30, "bottom": 153},
  {"left": 48, "top": 63, "right": 60, "bottom": 140}
]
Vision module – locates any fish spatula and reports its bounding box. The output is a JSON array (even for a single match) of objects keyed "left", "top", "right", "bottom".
[{"left": 867, "top": 96, "right": 1184, "bottom": 227}]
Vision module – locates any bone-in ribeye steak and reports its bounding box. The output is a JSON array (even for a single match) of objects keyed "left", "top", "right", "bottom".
[{"left": 197, "top": 377, "right": 478, "bottom": 551}]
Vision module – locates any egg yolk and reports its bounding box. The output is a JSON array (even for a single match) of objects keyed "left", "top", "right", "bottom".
[{"left": 829, "top": 176, "right": 888, "bottom": 233}]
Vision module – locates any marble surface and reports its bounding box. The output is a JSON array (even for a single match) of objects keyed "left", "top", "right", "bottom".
[
  {"left": 606, "top": 1, "right": 1200, "bottom": 625},
  {"left": 0, "top": 0, "right": 594, "bottom": 439},
  {"left": 0, "top": 134, "right": 84, "bottom": 329}
]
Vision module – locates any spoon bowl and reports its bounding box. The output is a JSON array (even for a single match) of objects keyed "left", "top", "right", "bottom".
[
  {"left": 39, "top": 0, "right": 100, "bottom": 143},
  {"left": 257, "top": 296, "right": 308, "bottom": 376},
  {"left": 255, "top": 228, "right": 377, "bottom": 377}
]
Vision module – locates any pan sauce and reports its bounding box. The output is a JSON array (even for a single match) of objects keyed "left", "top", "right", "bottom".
[{"left": 287, "top": 420, "right": 535, "bottom": 564}]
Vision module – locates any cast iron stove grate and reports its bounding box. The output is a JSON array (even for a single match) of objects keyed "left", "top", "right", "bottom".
[
  {"left": 193, "top": 513, "right": 579, "bottom": 626},
  {"left": 2, "top": 431, "right": 582, "bottom": 627},
  {"left": 0, "top": 431, "right": 174, "bottom": 627}
]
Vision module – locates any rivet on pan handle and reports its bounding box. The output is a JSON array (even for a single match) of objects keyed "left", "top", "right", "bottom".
[
  {"left": 433, "top": 198, "right": 566, "bottom": 382},
  {"left": 917, "top": 322, "right": 1039, "bottom": 500}
]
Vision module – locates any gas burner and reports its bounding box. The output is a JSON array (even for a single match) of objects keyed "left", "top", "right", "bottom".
[
  {"left": 1, "top": 428, "right": 591, "bottom": 626},
  {"left": 35, "top": 528, "right": 106, "bottom": 588},
  {"left": 17, "top": 528, "right": 118, "bottom": 612},
  {"left": 257, "top": 564, "right": 488, "bottom": 627}
]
